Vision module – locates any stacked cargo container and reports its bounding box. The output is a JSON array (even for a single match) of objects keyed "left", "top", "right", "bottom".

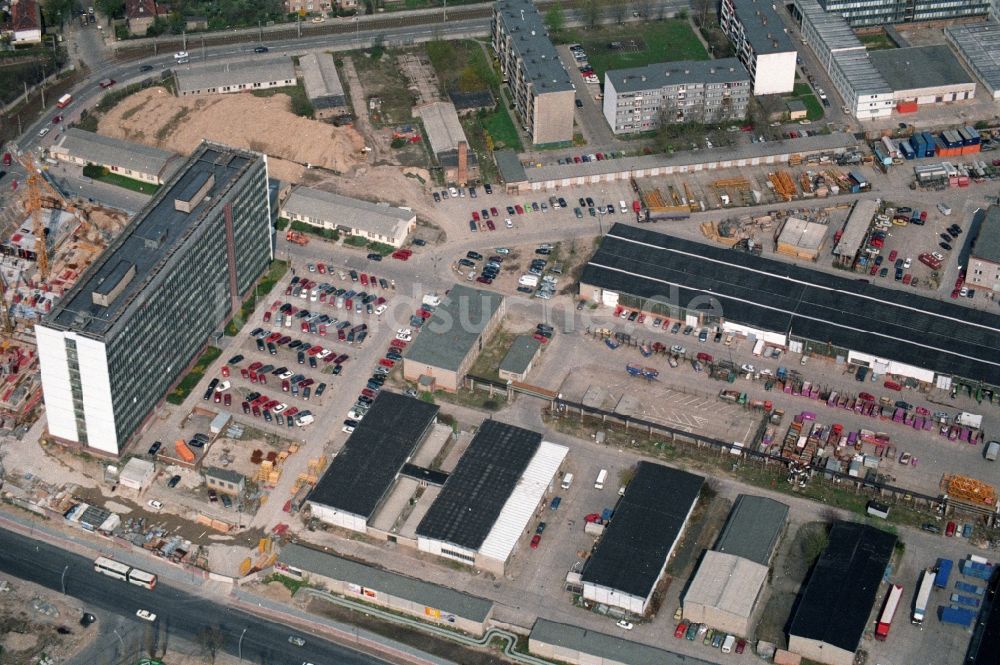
[
  {"left": 899, "top": 141, "right": 915, "bottom": 160},
  {"left": 922, "top": 131, "right": 936, "bottom": 157},
  {"left": 909, "top": 133, "right": 926, "bottom": 158}
]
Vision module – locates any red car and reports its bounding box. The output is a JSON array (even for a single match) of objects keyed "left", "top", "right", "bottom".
[
  {"left": 242, "top": 401, "right": 250, "bottom": 414},
  {"left": 379, "top": 358, "right": 395, "bottom": 368},
  {"left": 888, "top": 250, "right": 898, "bottom": 263},
  {"left": 869, "top": 264, "right": 878, "bottom": 276},
  {"left": 317, "top": 263, "right": 326, "bottom": 274},
  {"left": 515, "top": 204, "right": 524, "bottom": 214},
  {"left": 99, "top": 78, "right": 116, "bottom": 88},
  {"left": 334, "top": 354, "right": 349, "bottom": 364},
  {"left": 213, "top": 392, "right": 221, "bottom": 403},
  {"left": 392, "top": 250, "right": 411, "bottom": 261},
  {"left": 859, "top": 392, "right": 875, "bottom": 402},
  {"left": 285, "top": 407, "right": 299, "bottom": 418},
  {"left": 249, "top": 361, "right": 263, "bottom": 371},
  {"left": 533, "top": 333, "right": 549, "bottom": 344},
  {"left": 361, "top": 388, "right": 377, "bottom": 398},
  {"left": 472, "top": 211, "right": 480, "bottom": 221},
  {"left": 476, "top": 276, "right": 493, "bottom": 284},
  {"left": 263, "top": 311, "right": 272, "bottom": 322},
  {"left": 224, "top": 393, "right": 232, "bottom": 406},
  {"left": 390, "top": 339, "right": 407, "bottom": 349},
  {"left": 266, "top": 333, "right": 282, "bottom": 343},
  {"left": 584, "top": 513, "right": 601, "bottom": 523},
  {"left": 946, "top": 521, "right": 957, "bottom": 537},
  {"left": 417, "top": 309, "right": 432, "bottom": 319},
  {"left": 486, "top": 220, "right": 496, "bottom": 231},
  {"left": 360, "top": 274, "right": 368, "bottom": 286},
  {"left": 308, "top": 345, "right": 323, "bottom": 356},
  {"left": 735, "top": 639, "right": 746, "bottom": 654},
  {"left": 530, "top": 534, "right": 541, "bottom": 549},
  {"left": 282, "top": 380, "right": 290, "bottom": 392},
  {"left": 300, "top": 378, "right": 315, "bottom": 388},
  {"left": 490, "top": 207, "right": 499, "bottom": 217},
  {"left": 674, "top": 622, "right": 688, "bottom": 639}
]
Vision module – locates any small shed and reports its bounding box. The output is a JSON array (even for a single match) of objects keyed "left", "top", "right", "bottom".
[
  {"left": 205, "top": 466, "right": 245, "bottom": 496},
  {"left": 119, "top": 457, "right": 156, "bottom": 491},
  {"left": 786, "top": 99, "right": 807, "bottom": 120},
  {"left": 498, "top": 335, "right": 542, "bottom": 382},
  {"left": 210, "top": 411, "right": 231, "bottom": 434}
]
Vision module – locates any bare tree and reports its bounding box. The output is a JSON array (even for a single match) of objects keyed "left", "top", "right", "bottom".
[
  {"left": 583, "top": 0, "right": 602, "bottom": 29},
  {"left": 611, "top": 0, "right": 627, "bottom": 24},
  {"left": 197, "top": 626, "right": 226, "bottom": 664}
]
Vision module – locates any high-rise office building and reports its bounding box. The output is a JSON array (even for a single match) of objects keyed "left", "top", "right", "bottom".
[{"left": 37, "top": 142, "right": 272, "bottom": 456}]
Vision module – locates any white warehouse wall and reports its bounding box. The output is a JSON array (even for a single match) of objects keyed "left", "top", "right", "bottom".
[
  {"left": 309, "top": 504, "right": 368, "bottom": 532},
  {"left": 603, "top": 76, "right": 620, "bottom": 132}
]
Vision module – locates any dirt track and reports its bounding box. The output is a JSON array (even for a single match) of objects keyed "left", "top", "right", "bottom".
[{"left": 98, "top": 87, "right": 366, "bottom": 182}]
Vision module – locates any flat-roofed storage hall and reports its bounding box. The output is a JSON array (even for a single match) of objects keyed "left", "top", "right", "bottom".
[
  {"left": 416, "top": 419, "right": 567, "bottom": 575},
  {"left": 580, "top": 223, "right": 1000, "bottom": 391},
  {"left": 581, "top": 462, "right": 704, "bottom": 615}
]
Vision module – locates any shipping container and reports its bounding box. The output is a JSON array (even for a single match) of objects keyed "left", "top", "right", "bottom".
[
  {"left": 880, "top": 136, "right": 897, "bottom": 158},
  {"left": 935, "top": 558, "right": 953, "bottom": 589},
  {"left": 910, "top": 133, "right": 926, "bottom": 158},
  {"left": 938, "top": 606, "right": 976, "bottom": 627},
  {"left": 896, "top": 100, "right": 918, "bottom": 114},
  {"left": 849, "top": 170, "right": 870, "bottom": 191},
  {"left": 899, "top": 141, "right": 915, "bottom": 160},
  {"left": 874, "top": 146, "right": 891, "bottom": 167},
  {"left": 175, "top": 439, "right": 195, "bottom": 463},
  {"left": 922, "top": 132, "right": 936, "bottom": 157}
]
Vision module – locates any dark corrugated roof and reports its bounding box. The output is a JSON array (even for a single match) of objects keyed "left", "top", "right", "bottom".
[
  {"left": 581, "top": 462, "right": 704, "bottom": 600},
  {"left": 789, "top": 522, "right": 896, "bottom": 652},
  {"left": 968, "top": 567, "right": 1000, "bottom": 664},
  {"left": 581, "top": 224, "right": 1000, "bottom": 386},
  {"left": 416, "top": 420, "right": 540, "bottom": 549},
  {"left": 715, "top": 494, "right": 789, "bottom": 566},
  {"left": 307, "top": 391, "right": 438, "bottom": 519},
  {"left": 531, "top": 618, "right": 718, "bottom": 665},
  {"left": 973, "top": 206, "right": 1000, "bottom": 265}
]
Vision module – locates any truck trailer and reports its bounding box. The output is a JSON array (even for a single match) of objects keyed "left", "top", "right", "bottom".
[{"left": 912, "top": 570, "right": 935, "bottom": 624}]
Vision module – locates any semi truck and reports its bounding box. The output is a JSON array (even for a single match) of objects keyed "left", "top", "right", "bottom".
[
  {"left": 875, "top": 584, "right": 903, "bottom": 640},
  {"left": 912, "top": 570, "right": 935, "bottom": 624}
]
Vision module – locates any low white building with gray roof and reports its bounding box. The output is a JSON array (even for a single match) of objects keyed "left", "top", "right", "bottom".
[
  {"left": 175, "top": 56, "right": 296, "bottom": 97},
  {"left": 276, "top": 542, "right": 494, "bottom": 636},
  {"left": 299, "top": 52, "right": 347, "bottom": 118},
  {"left": 403, "top": 284, "right": 505, "bottom": 392},
  {"left": 602, "top": 59, "right": 751, "bottom": 135},
  {"left": 413, "top": 101, "right": 479, "bottom": 183},
  {"left": 796, "top": 0, "right": 893, "bottom": 119},
  {"left": 50, "top": 129, "right": 180, "bottom": 185},
  {"left": 946, "top": 21, "right": 1000, "bottom": 100},
  {"left": 530, "top": 618, "right": 717, "bottom": 665},
  {"left": 498, "top": 334, "right": 541, "bottom": 382},
  {"left": 279, "top": 186, "right": 416, "bottom": 248}
]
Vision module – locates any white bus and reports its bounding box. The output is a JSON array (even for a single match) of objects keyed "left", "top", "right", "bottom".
[
  {"left": 595, "top": 469, "right": 608, "bottom": 489},
  {"left": 93, "top": 557, "right": 157, "bottom": 590}
]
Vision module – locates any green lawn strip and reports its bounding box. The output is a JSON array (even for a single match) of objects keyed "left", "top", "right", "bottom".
[
  {"left": 224, "top": 260, "right": 289, "bottom": 335},
  {"left": 166, "top": 346, "right": 222, "bottom": 405}
]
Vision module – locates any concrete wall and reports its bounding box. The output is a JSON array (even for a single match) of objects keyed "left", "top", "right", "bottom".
[
  {"left": 753, "top": 51, "right": 797, "bottom": 95},
  {"left": 402, "top": 360, "right": 459, "bottom": 392},
  {"left": 529, "top": 636, "right": 630, "bottom": 665},
  {"left": 308, "top": 503, "right": 368, "bottom": 532},
  {"left": 968, "top": 256, "right": 1000, "bottom": 292},
  {"left": 533, "top": 88, "right": 575, "bottom": 145}
]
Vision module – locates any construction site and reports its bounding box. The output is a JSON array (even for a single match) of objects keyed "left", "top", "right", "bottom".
[{"left": 0, "top": 154, "right": 128, "bottom": 430}]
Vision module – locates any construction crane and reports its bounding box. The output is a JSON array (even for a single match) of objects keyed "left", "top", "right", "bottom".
[{"left": 16, "top": 153, "right": 87, "bottom": 282}]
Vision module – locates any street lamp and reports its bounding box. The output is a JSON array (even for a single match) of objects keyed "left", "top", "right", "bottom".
[
  {"left": 238, "top": 627, "right": 248, "bottom": 661},
  {"left": 113, "top": 628, "right": 125, "bottom": 650},
  {"left": 61, "top": 565, "right": 68, "bottom": 595}
]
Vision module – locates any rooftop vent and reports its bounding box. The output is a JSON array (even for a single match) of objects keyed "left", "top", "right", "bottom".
[
  {"left": 142, "top": 229, "right": 168, "bottom": 250},
  {"left": 174, "top": 172, "right": 214, "bottom": 213},
  {"left": 91, "top": 260, "right": 135, "bottom": 308}
]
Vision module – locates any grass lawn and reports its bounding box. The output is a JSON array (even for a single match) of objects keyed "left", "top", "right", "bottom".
[
  {"left": 556, "top": 20, "right": 709, "bottom": 80},
  {"left": 94, "top": 171, "right": 160, "bottom": 195},
  {"left": 166, "top": 346, "right": 221, "bottom": 405},
  {"left": 858, "top": 32, "right": 897, "bottom": 50},
  {"left": 789, "top": 83, "right": 824, "bottom": 122},
  {"left": 481, "top": 105, "right": 522, "bottom": 152}
]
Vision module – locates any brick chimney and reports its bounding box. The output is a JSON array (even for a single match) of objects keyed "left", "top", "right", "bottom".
[{"left": 457, "top": 141, "right": 468, "bottom": 186}]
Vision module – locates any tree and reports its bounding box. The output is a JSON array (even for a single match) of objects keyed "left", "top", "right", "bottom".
[
  {"left": 583, "top": 0, "right": 601, "bottom": 29},
  {"left": 610, "top": 0, "right": 627, "bottom": 24},
  {"left": 458, "top": 65, "right": 485, "bottom": 92},
  {"left": 544, "top": 4, "right": 565, "bottom": 34},
  {"left": 42, "top": 0, "right": 74, "bottom": 26},
  {"left": 197, "top": 626, "right": 225, "bottom": 664}
]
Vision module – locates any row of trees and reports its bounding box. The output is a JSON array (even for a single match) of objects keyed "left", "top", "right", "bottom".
[{"left": 544, "top": 0, "right": 663, "bottom": 34}]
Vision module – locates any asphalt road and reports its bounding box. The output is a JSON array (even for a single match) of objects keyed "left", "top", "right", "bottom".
[{"left": 0, "top": 527, "right": 387, "bottom": 665}]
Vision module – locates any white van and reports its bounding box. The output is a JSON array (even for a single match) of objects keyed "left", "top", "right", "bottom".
[
  {"left": 561, "top": 473, "right": 574, "bottom": 490},
  {"left": 595, "top": 469, "right": 608, "bottom": 489},
  {"left": 752, "top": 339, "right": 765, "bottom": 357},
  {"left": 937, "top": 202, "right": 952, "bottom": 216},
  {"left": 619, "top": 200, "right": 628, "bottom": 213},
  {"left": 518, "top": 274, "right": 539, "bottom": 287},
  {"left": 721, "top": 635, "right": 736, "bottom": 653}
]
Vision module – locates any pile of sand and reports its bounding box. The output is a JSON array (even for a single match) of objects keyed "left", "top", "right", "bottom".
[{"left": 98, "top": 87, "right": 365, "bottom": 182}]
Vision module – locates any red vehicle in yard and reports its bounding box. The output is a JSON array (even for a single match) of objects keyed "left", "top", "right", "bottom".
[
  {"left": 282, "top": 380, "right": 290, "bottom": 392},
  {"left": 221, "top": 365, "right": 230, "bottom": 378},
  {"left": 361, "top": 274, "right": 369, "bottom": 286},
  {"left": 241, "top": 368, "right": 249, "bottom": 379},
  {"left": 884, "top": 380, "right": 902, "bottom": 391},
  {"left": 263, "top": 311, "right": 272, "bottom": 322},
  {"left": 888, "top": 250, "right": 898, "bottom": 263},
  {"left": 390, "top": 339, "right": 407, "bottom": 349},
  {"left": 249, "top": 361, "right": 263, "bottom": 371},
  {"left": 379, "top": 358, "right": 395, "bottom": 368},
  {"left": 361, "top": 388, "right": 377, "bottom": 399}
]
